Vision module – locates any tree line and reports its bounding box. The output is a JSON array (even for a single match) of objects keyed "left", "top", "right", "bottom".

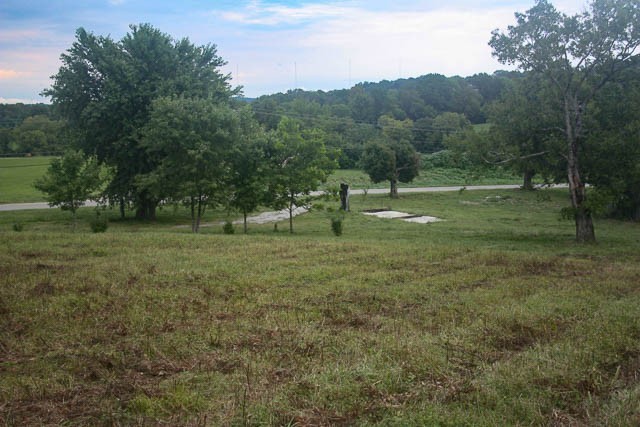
[{"left": 0, "top": 105, "right": 66, "bottom": 155}]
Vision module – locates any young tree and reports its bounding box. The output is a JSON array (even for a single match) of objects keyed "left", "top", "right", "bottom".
[
  {"left": 43, "top": 24, "right": 237, "bottom": 220},
  {"left": 361, "top": 139, "right": 420, "bottom": 198},
  {"left": 361, "top": 115, "right": 420, "bottom": 198},
  {"left": 266, "top": 117, "right": 337, "bottom": 233},
  {"left": 490, "top": 0, "right": 640, "bottom": 242},
  {"left": 34, "top": 150, "right": 104, "bottom": 227},
  {"left": 139, "top": 97, "right": 241, "bottom": 233},
  {"left": 226, "top": 111, "right": 271, "bottom": 233}
]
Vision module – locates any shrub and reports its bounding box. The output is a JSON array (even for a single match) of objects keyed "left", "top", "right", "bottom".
[
  {"left": 331, "top": 217, "right": 343, "bottom": 236},
  {"left": 12, "top": 222, "right": 24, "bottom": 232},
  {"left": 223, "top": 221, "right": 235, "bottom": 234},
  {"left": 89, "top": 212, "right": 108, "bottom": 233}
]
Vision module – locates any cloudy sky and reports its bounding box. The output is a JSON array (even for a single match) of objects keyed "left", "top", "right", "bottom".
[{"left": 1, "top": 0, "right": 588, "bottom": 103}]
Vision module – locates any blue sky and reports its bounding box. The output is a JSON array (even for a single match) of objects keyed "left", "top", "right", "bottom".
[{"left": 0, "top": 0, "right": 588, "bottom": 103}]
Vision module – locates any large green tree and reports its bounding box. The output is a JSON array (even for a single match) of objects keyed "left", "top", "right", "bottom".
[
  {"left": 43, "top": 24, "right": 237, "bottom": 220},
  {"left": 483, "top": 76, "right": 564, "bottom": 189},
  {"left": 583, "top": 60, "right": 640, "bottom": 220},
  {"left": 490, "top": 0, "right": 640, "bottom": 242}
]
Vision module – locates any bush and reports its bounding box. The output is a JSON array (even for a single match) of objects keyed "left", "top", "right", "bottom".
[
  {"left": 223, "top": 221, "right": 235, "bottom": 234},
  {"left": 12, "top": 222, "right": 24, "bottom": 232},
  {"left": 89, "top": 212, "right": 108, "bottom": 233},
  {"left": 331, "top": 217, "right": 343, "bottom": 236}
]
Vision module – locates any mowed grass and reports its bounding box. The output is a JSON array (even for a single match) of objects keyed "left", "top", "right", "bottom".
[
  {"left": 0, "top": 156, "right": 54, "bottom": 203},
  {"left": 325, "top": 168, "right": 520, "bottom": 191},
  {"left": 1, "top": 189, "right": 640, "bottom": 425}
]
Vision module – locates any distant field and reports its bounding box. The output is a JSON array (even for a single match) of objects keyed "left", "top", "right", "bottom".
[
  {"left": 1, "top": 189, "right": 639, "bottom": 425},
  {"left": 0, "top": 156, "right": 54, "bottom": 203},
  {"left": 325, "top": 167, "right": 520, "bottom": 190}
]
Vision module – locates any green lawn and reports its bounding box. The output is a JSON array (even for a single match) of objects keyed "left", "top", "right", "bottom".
[
  {"left": 325, "top": 167, "right": 520, "bottom": 191},
  {"left": 1, "top": 189, "right": 639, "bottom": 425},
  {"left": 0, "top": 156, "right": 54, "bottom": 203}
]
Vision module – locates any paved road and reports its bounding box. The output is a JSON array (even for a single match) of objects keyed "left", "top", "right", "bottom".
[{"left": 0, "top": 184, "right": 565, "bottom": 212}]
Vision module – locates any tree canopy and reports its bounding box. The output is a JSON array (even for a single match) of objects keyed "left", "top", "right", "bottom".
[
  {"left": 490, "top": 0, "right": 640, "bottom": 242},
  {"left": 43, "top": 24, "right": 238, "bottom": 219}
]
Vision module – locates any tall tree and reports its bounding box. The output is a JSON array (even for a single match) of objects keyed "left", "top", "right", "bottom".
[
  {"left": 43, "top": 24, "right": 237, "bottom": 220},
  {"left": 490, "top": 0, "right": 640, "bottom": 242}
]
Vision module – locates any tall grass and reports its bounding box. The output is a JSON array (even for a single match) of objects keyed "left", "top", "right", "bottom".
[{"left": 1, "top": 189, "right": 639, "bottom": 425}]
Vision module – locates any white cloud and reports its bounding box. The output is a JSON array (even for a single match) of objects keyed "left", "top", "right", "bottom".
[
  {"left": 219, "top": 3, "right": 525, "bottom": 96},
  {"left": 219, "top": 1, "right": 357, "bottom": 26},
  {"left": 0, "top": 97, "right": 44, "bottom": 104}
]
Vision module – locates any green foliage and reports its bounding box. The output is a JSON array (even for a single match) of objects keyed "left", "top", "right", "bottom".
[
  {"left": 12, "top": 222, "right": 23, "bottom": 232},
  {"left": 89, "top": 211, "right": 108, "bottom": 233},
  {"left": 44, "top": 24, "right": 237, "bottom": 219},
  {"left": 361, "top": 133, "right": 420, "bottom": 197},
  {"left": 490, "top": 0, "right": 640, "bottom": 242},
  {"left": 266, "top": 117, "right": 338, "bottom": 232},
  {"left": 139, "top": 97, "right": 244, "bottom": 232},
  {"left": 222, "top": 220, "right": 235, "bottom": 234},
  {"left": 33, "top": 150, "right": 104, "bottom": 220},
  {"left": 330, "top": 213, "right": 344, "bottom": 236}
]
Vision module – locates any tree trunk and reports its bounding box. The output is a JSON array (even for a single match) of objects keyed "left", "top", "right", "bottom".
[
  {"left": 135, "top": 200, "right": 156, "bottom": 221},
  {"left": 575, "top": 208, "right": 595, "bottom": 243},
  {"left": 390, "top": 178, "right": 398, "bottom": 199},
  {"left": 190, "top": 196, "right": 196, "bottom": 233},
  {"left": 565, "top": 96, "right": 595, "bottom": 243},
  {"left": 119, "top": 197, "right": 126, "bottom": 219},
  {"left": 243, "top": 210, "right": 248, "bottom": 234},
  {"left": 288, "top": 200, "right": 294, "bottom": 233},
  {"left": 195, "top": 196, "right": 203, "bottom": 233},
  {"left": 522, "top": 169, "right": 535, "bottom": 191}
]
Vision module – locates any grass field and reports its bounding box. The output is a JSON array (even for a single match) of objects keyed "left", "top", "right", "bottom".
[
  {"left": 325, "top": 168, "right": 520, "bottom": 191},
  {"left": 1, "top": 189, "right": 639, "bottom": 425},
  {"left": 0, "top": 156, "right": 53, "bottom": 203}
]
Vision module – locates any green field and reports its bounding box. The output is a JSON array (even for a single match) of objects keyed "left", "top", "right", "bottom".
[
  {"left": 325, "top": 167, "right": 520, "bottom": 191},
  {"left": 0, "top": 156, "right": 54, "bottom": 203},
  {"left": 1, "top": 189, "right": 639, "bottom": 425}
]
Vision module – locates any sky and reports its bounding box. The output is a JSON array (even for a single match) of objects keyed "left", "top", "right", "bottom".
[{"left": 0, "top": 0, "right": 589, "bottom": 104}]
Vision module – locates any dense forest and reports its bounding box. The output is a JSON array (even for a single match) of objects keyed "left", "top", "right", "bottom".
[{"left": 249, "top": 72, "right": 520, "bottom": 166}]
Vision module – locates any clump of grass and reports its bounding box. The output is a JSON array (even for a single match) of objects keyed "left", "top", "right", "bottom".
[{"left": 12, "top": 222, "right": 24, "bottom": 232}]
